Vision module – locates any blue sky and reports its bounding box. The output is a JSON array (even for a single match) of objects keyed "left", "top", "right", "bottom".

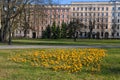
[{"left": 59, "top": 0, "right": 110, "bottom": 4}]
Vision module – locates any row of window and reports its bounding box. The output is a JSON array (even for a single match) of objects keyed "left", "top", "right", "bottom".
[
  {"left": 46, "top": 9, "right": 69, "bottom": 13},
  {"left": 73, "top": 12, "right": 108, "bottom": 16},
  {"left": 16, "top": 30, "right": 29, "bottom": 34},
  {"left": 73, "top": 7, "right": 109, "bottom": 11},
  {"left": 49, "top": 15, "right": 69, "bottom": 18},
  {"left": 80, "top": 32, "right": 120, "bottom": 37},
  {"left": 79, "top": 18, "right": 108, "bottom": 23},
  {"left": 112, "top": 7, "right": 120, "bottom": 10},
  {"left": 82, "top": 25, "right": 108, "bottom": 29},
  {"left": 112, "top": 12, "right": 120, "bottom": 16},
  {"left": 112, "top": 19, "right": 120, "bottom": 23}
]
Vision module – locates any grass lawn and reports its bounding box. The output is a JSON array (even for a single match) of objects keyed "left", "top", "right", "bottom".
[
  {"left": 0, "top": 48, "right": 120, "bottom": 80},
  {"left": 12, "top": 39, "right": 120, "bottom": 46}
]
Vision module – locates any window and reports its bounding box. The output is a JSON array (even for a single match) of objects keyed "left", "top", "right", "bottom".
[
  {"left": 97, "top": 25, "right": 99, "bottom": 29},
  {"left": 106, "top": 13, "right": 108, "bottom": 16},
  {"left": 117, "top": 33, "right": 119, "bottom": 36},
  {"left": 73, "top": 7, "right": 75, "bottom": 11},
  {"left": 81, "top": 13, "right": 83, "bottom": 16},
  {"left": 102, "top": 13, "right": 104, "bottom": 16},
  {"left": 77, "top": 13, "right": 79, "bottom": 16},
  {"left": 58, "top": 15, "right": 60, "bottom": 18},
  {"left": 41, "top": 27, "right": 43, "bottom": 31},
  {"left": 106, "top": 25, "right": 108, "bottom": 29},
  {"left": 102, "top": 7, "right": 104, "bottom": 11},
  {"left": 85, "top": 7, "right": 87, "bottom": 11},
  {"left": 112, "top": 13, "right": 114, "bottom": 16},
  {"left": 112, "top": 32, "right": 114, "bottom": 36},
  {"left": 106, "top": 7, "right": 108, "bottom": 11},
  {"left": 62, "top": 15, "right": 64, "bottom": 18},
  {"left": 85, "top": 13, "right": 87, "bottom": 16},
  {"left": 101, "top": 19, "right": 103, "bottom": 22},
  {"left": 77, "top": 7, "right": 79, "bottom": 10},
  {"left": 98, "top": 13, "right": 100, "bottom": 16},
  {"left": 118, "top": 7, "right": 120, "bottom": 10},
  {"left": 117, "top": 25, "right": 119, "bottom": 29},
  {"left": 118, "top": 19, "right": 119, "bottom": 23},
  {"left": 81, "top": 7, "right": 83, "bottom": 11},
  {"left": 98, "top": 7, "right": 100, "bottom": 10},
  {"left": 97, "top": 18, "right": 99, "bottom": 22},
  {"left": 118, "top": 12, "right": 120, "bottom": 16},
  {"left": 112, "top": 19, "right": 114, "bottom": 22},
  {"left": 93, "top": 13, "right": 95, "bottom": 16},
  {"left": 80, "top": 19, "right": 83, "bottom": 22},
  {"left": 106, "top": 18, "right": 108, "bottom": 22},
  {"left": 89, "top": 7, "right": 92, "bottom": 10},
  {"left": 73, "top": 13, "right": 75, "bottom": 16},
  {"left": 101, "top": 32, "right": 103, "bottom": 36},
  {"left": 112, "top": 7, "right": 114, "bottom": 10},
  {"left": 85, "top": 32, "right": 87, "bottom": 36},
  {"left": 89, "top": 13, "right": 91, "bottom": 16},
  {"left": 93, "top": 7, "right": 96, "bottom": 11}
]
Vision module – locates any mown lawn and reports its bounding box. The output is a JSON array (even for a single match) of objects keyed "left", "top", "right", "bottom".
[
  {"left": 0, "top": 48, "right": 120, "bottom": 80},
  {"left": 12, "top": 39, "right": 120, "bottom": 46}
]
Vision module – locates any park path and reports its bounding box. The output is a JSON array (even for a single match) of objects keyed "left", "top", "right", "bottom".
[{"left": 0, "top": 45, "right": 120, "bottom": 49}]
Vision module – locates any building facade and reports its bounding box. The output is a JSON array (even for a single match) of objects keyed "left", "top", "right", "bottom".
[
  {"left": 13, "top": 1, "right": 120, "bottom": 38},
  {"left": 71, "top": 2, "right": 112, "bottom": 38},
  {"left": 14, "top": 4, "right": 71, "bottom": 38}
]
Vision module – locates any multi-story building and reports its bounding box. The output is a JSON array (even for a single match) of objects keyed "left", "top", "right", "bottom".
[
  {"left": 111, "top": 2, "right": 120, "bottom": 38},
  {"left": 71, "top": 1, "right": 112, "bottom": 38},
  {"left": 14, "top": 4, "right": 71, "bottom": 38},
  {"left": 12, "top": 1, "right": 120, "bottom": 38}
]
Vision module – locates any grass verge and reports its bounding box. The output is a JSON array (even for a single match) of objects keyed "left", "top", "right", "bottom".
[
  {"left": 0, "top": 48, "right": 120, "bottom": 80},
  {"left": 12, "top": 39, "right": 120, "bottom": 46}
]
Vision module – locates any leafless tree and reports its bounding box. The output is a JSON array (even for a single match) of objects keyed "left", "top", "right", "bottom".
[
  {"left": 0, "top": 0, "right": 54, "bottom": 44},
  {"left": 0, "top": 0, "right": 31, "bottom": 44},
  {"left": 99, "top": 17, "right": 106, "bottom": 39}
]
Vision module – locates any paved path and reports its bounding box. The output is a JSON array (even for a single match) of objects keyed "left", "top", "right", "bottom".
[{"left": 0, "top": 45, "right": 120, "bottom": 49}]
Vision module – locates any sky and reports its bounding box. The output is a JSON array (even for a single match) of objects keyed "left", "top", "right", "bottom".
[{"left": 59, "top": 0, "right": 110, "bottom": 4}]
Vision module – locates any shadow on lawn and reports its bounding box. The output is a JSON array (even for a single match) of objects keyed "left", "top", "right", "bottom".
[
  {"left": 101, "top": 64, "right": 120, "bottom": 76},
  {"left": 12, "top": 41, "right": 89, "bottom": 46}
]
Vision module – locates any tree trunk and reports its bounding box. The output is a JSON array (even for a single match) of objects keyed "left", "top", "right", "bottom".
[{"left": 24, "top": 29, "right": 27, "bottom": 38}]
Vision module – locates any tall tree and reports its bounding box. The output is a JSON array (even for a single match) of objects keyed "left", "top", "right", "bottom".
[
  {"left": 0, "top": 0, "right": 53, "bottom": 44},
  {"left": 61, "top": 21, "right": 67, "bottom": 38},
  {"left": 46, "top": 25, "right": 51, "bottom": 38},
  {"left": 67, "top": 19, "right": 84, "bottom": 41},
  {"left": 0, "top": 0, "right": 31, "bottom": 44},
  {"left": 99, "top": 17, "right": 106, "bottom": 39},
  {"left": 56, "top": 25, "right": 61, "bottom": 39},
  {"left": 88, "top": 19, "right": 95, "bottom": 39}
]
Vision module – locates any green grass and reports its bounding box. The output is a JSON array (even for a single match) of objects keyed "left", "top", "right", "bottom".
[
  {"left": 12, "top": 39, "right": 120, "bottom": 46},
  {"left": 0, "top": 48, "right": 120, "bottom": 80}
]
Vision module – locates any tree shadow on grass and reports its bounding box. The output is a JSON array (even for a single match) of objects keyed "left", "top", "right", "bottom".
[{"left": 101, "top": 64, "right": 120, "bottom": 76}]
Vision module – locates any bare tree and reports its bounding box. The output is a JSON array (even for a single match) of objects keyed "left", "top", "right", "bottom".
[
  {"left": 112, "top": 20, "right": 117, "bottom": 38},
  {"left": 99, "top": 17, "right": 106, "bottom": 39},
  {"left": 0, "top": 0, "right": 54, "bottom": 44},
  {"left": 0, "top": 0, "right": 31, "bottom": 44},
  {"left": 67, "top": 18, "right": 84, "bottom": 41}
]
